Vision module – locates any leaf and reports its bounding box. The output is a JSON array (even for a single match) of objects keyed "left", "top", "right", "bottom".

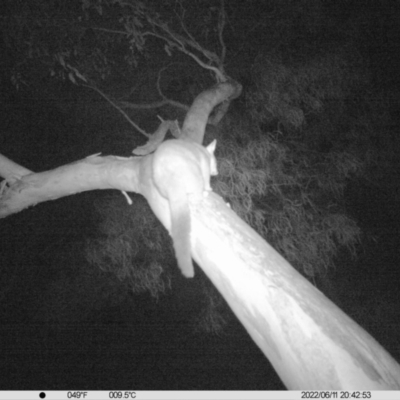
[
  {"left": 72, "top": 68, "right": 87, "bottom": 82},
  {"left": 58, "top": 55, "right": 65, "bottom": 67},
  {"left": 164, "top": 44, "right": 172, "bottom": 57},
  {"left": 68, "top": 72, "right": 76, "bottom": 84}
]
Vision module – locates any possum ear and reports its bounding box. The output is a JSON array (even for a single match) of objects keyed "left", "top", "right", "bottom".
[{"left": 206, "top": 139, "right": 217, "bottom": 155}]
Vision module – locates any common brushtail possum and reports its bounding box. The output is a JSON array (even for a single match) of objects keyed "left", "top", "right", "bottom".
[{"left": 152, "top": 139, "right": 217, "bottom": 278}]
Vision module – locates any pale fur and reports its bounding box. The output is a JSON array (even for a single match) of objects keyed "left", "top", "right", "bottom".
[{"left": 152, "top": 139, "right": 217, "bottom": 277}]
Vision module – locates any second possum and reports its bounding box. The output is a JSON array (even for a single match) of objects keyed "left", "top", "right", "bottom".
[{"left": 152, "top": 139, "right": 217, "bottom": 278}]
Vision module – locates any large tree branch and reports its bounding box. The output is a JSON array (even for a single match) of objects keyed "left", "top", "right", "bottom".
[
  {"left": 189, "top": 193, "right": 400, "bottom": 389},
  {"left": 0, "top": 154, "right": 140, "bottom": 218},
  {"left": 0, "top": 81, "right": 241, "bottom": 216},
  {"left": 181, "top": 80, "right": 242, "bottom": 142}
]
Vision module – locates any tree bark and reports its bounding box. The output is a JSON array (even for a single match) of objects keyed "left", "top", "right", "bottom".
[
  {"left": 0, "top": 154, "right": 141, "bottom": 217},
  {"left": 188, "top": 192, "right": 400, "bottom": 390}
]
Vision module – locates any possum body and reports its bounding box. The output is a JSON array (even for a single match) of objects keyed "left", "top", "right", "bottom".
[{"left": 152, "top": 139, "right": 217, "bottom": 277}]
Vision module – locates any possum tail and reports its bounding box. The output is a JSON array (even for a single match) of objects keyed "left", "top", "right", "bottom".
[{"left": 169, "top": 195, "right": 195, "bottom": 278}]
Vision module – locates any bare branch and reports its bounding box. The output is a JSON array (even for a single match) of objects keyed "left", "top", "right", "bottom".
[
  {"left": 82, "top": 84, "right": 150, "bottom": 138},
  {"left": 142, "top": 7, "right": 227, "bottom": 83},
  {"left": 119, "top": 99, "right": 188, "bottom": 112},
  {"left": 144, "top": 30, "right": 223, "bottom": 80},
  {"left": 154, "top": 64, "right": 191, "bottom": 111},
  {"left": 218, "top": 0, "right": 227, "bottom": 65},
  {"left": 175, "top": 8, "right": 198, "bottom": 47}
]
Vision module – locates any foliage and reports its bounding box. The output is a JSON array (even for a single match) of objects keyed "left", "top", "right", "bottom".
[
  {"left": 1, "top": 0, "right": 148, "bottom": 87},
  {"left": 1, "top": 0, "right": 225, "bottom": 94},
  {"left": 213, "top": 48, "right": 366, "bottom": 278},
  {"left": 189, "top": 279, "right": 230, "bottom": 335},
  {"left": 216, "top": 124, "right": 361, "bottom": 277},
  {"left": 247, "top": 47, "right": 368, "bottom": 131},
  {"left": 31, "top": 243, "right": 129, "bottom": 325},
  {"left": 86, "top": 194, "right": 172, "bottom": 298}
]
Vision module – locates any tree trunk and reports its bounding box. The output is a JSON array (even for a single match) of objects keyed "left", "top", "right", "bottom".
[{"left": 188, "top": 192, "right": 400, "bottom": 390}]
